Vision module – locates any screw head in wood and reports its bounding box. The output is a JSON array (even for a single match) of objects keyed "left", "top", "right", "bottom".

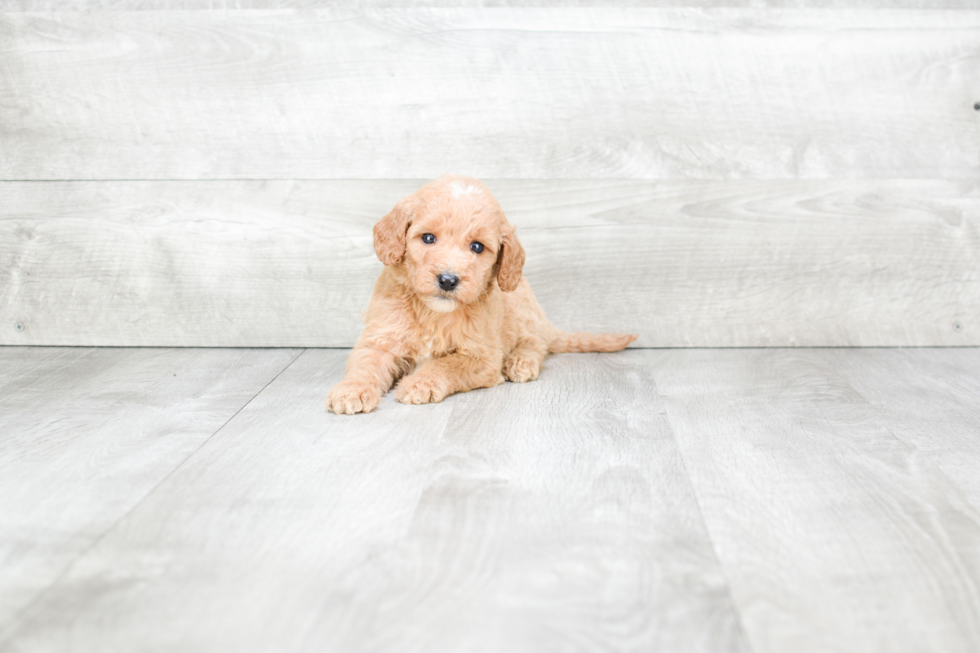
[
  {"left": 14, "top": 322, "right": 25, "bottom": 332},
  {"left": 953, "top": 321, "right": 963, "bottom": 332},
  {"left": 975, "top": 102, "right": 980, "bottom": 111}
]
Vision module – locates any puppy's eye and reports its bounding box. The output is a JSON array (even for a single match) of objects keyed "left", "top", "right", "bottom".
[
  {"left": 421, "top": 233, "right": 436, "bottom": 245},
  {"left": 470, "top": 242, "right": 485, "bottom": 254}
]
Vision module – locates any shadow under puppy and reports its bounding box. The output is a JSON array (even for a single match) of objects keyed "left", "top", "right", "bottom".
[{"left": 327, "top": 175, "right": 637, "bottom": 414}]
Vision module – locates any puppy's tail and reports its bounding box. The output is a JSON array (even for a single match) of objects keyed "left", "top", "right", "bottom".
[{"left": 548, "top": 331, "right": 638, "bottom": 353}]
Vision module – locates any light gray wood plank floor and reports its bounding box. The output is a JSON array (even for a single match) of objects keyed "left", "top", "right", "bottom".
[
  {"left": 653, "top": 348, "right": 980, "bottom": 653},
  {"left": 1, "top": 346, "right": 979, "bottom": 652},
  {"left": 0, "top": 347, "right": 301, "bottom": 638}
]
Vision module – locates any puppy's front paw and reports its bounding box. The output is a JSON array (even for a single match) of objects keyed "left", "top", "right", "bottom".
[
  {"left": 503, "top": 355, "right": 540, "bottom": 383},
  {"left": 395, "top": 373, "right": 450, "bottom": 405},
  {"left": 327, "top": 382, "right": 382, "bottom": 415}
]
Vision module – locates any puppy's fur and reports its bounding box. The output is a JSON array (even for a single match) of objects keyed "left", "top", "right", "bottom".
[{"left": 326, "top": 175, "right": 637, "bottom": 414}]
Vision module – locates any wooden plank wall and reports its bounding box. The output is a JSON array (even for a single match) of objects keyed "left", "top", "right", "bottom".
[{"left": 1, "top": 6, "right": 978, "bottom": 347}]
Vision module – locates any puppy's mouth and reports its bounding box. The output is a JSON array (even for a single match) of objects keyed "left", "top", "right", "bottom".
[{"left": 423, "top": 294, "right": 459, "bottom": 313}]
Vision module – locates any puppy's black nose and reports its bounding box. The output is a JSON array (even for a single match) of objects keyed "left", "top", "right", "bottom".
[{"left": 437, "top": 273, "right": 460, "bottom": 292}]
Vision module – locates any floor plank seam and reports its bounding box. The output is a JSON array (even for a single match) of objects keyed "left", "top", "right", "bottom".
[
  {"left": 0, "top": 347, "right": 308, "bottom": 647},
  {"left": 657, "top": 392, "right": 757, "bottom": 653}
]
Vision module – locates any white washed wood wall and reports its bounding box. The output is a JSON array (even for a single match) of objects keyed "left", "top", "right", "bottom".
[{"left": 1, "top": 6, "right": 978, "bottom": 347}]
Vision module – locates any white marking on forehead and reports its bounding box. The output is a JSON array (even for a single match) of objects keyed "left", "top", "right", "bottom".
[{"left": 449, "top": 181, "right": 483, "bottom": 199}]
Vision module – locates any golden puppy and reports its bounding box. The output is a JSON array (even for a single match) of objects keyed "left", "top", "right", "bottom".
[{"left": 326, "top": 175, "right": 637, "bottom": 415}]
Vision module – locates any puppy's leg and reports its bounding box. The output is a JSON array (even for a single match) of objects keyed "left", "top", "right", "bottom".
[
  {"left": 395, "top": 353, "right": 504, "bottom": 405},
  {"left": 327, "top": 347, "right": 401, "bottom": 415},
  {"left": 503, "top": 336, "right": 548, "bottom": 383}
]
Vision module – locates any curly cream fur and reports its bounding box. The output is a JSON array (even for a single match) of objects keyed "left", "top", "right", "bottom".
[{"left": 327, "top": 175, "right": 637, "bottom": 415}]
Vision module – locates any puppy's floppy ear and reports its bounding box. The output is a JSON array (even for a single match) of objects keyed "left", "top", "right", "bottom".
[
  {"left": 496, "top": 223, "right": 525, "bottom": 292},
  {"left": 373, "top": 198, "right": 414, "bottom": 266}
]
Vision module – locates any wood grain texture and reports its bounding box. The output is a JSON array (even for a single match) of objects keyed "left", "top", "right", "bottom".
[
  {"left": 3, "top": 346, "right": 980, "bottom": 652},
  {"left": 0, "top": 348, "right": 747, "bottom": 653},
  {"left": 1, "top": 9, "right": 978, "bottom": 180},
  {"left": 653, "top": 348, "right": 980, "bottom": 653},
  {"left": 1, "top": 179, "right": 977, "bottom": 347},
  {"left": 5, "top": 0, "right": 979, "bottom": 9},
  {"left": 0, "top": 346, "right": 301, "bottom": 640},
  {"left": 830, "top": 348, "right": 980, "bottom": 503}
]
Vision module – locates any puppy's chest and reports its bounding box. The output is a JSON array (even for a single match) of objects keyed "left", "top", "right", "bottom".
[{"left": 410, "top": 332, "right": 454, "bottom": 366}]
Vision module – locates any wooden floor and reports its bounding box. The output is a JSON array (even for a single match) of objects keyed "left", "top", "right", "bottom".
[{"left": 1, "top": 346, "right": 979, "bottom": 653}]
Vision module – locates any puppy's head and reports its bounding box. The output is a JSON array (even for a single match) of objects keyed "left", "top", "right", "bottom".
[{"left": 373, "top": 175, "right": 525, "bottom": 313}]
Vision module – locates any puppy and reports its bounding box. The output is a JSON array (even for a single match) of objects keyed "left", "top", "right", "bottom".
[{"left": 326, "top": 175, "right": 637, "bottom": 415}]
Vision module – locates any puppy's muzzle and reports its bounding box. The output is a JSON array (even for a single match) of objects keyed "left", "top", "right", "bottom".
[{"left": 437, "top": 273, "right": 460, "bottom": 292}]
